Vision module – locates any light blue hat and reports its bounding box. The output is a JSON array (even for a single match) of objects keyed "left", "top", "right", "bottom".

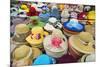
[{"left": 32, "top": 54, "right": 56, "bottom": 65}]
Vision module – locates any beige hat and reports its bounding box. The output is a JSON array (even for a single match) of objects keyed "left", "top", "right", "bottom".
[
  {"left": 12, "top": 45, "right": 33, "bottom": 67},
  {"left": 78, "top": 32, "right": 94, "bottom": 42},
  {"left": 12, "top": 45, "right": 33, "bottom": 61},
  {"left": 85, "top": 25, "right": 95, "bottom": 37},
  {"left": 69, "top": 32, "right": 95, "bottom": 55},
  {"left": 43, "top": 29, "right": 68, "bottom": 58},
  {"left": 11, "top": 24, "right": 30, "bottom": 45},
  {"left": 15, "top": 24, "right": 30, "bottom": 34}
]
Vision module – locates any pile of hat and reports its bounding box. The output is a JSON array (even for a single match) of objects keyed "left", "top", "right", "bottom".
[{"left": 10, "top": 1, "right": 95, "bottom": 67}]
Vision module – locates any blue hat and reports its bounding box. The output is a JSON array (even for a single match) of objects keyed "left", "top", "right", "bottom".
[
  {"left": 63, "top": 19, "right": 84, "bottom": 32},
  {"left": 32, "top": 54, "right": 56, "bottom": 65}
]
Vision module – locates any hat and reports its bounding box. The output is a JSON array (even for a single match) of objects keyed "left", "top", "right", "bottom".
[
  {"left": 26, "top": 26, "right": 49, "bottom": 48},
  {"left": 33, "top": 54, "right": 56, "bottom": 65},
  {"left": 69, "top": 32, "right": 95, "bottom": 55},
  {"left": 15, "top": 24, "right": 29, "bottom": 34},
  {"left": 12, "top": 45, "right": 33, "bottom": 61},
  {"left": 43, "top": 29, "right": 68, "bottom": 58}
]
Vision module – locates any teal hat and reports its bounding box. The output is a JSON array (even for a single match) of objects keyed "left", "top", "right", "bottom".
[{"left": 32, "top": 54, "right": 56, "bottom": 65}]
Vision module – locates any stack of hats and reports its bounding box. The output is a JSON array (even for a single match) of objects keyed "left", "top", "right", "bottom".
[
  {"left": 12, "top": 45, "right": 42, "bottom": 67},
  {"left": 68, "top": 32, "right": 95, "bottom": 60},
  {"left": 44, "top": 17, "right": 62, "bottom": 32},
  {"left": 39, "top": 5, "right": 50, "bottom": 23},
  {"left": 12, "top": 45, "right": 33, "bottom": 66},
  {"left": 63, "top": 19, "right": 84, "bottom": 36},
  {"left": 26, "top": 26, "right": 49, "bottom": 48},
  {"left": 10, "top": 2, "right": 96, "bottom": 66},
  {"left": 39, "top": 12, "right": 50, "bottom": 23},
  {"left": 50, "top": 5, "right": 60, "bottom": 19},
  {"left": 61, "top": 8, "right": 69, "bottom": 23},
  {"left": 43, "top": 29, "right": 68, "bottom": 58},
  {"left": 11, "top": 24, "right": 30, "bottom": 45}
]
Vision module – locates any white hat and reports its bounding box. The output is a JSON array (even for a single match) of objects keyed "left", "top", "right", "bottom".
[{"left": 48, "top": 17, "right": 57, "bottom": 24}]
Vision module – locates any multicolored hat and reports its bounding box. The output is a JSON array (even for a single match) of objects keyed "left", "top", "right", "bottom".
[
  {"left": 63, "top": 19, "right": 84, "bottom": 36},
  {"left": 63, "top": 19, "right": 84, "bottom": 32}
]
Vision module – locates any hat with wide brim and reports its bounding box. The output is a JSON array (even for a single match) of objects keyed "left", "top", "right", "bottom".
[
  {"left": 68, "top": 32, "right": 95, "bottom": 59},
  {"left": 43, "top": 29, "right": 68, "bottom": 58},
  {"left": 32, "top": 54, "right": 56, "bottom": 65}
]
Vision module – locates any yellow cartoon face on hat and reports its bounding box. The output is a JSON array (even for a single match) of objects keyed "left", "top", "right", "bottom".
[{"left": 26, "top": 27, "right": 49, "bottom": 47}]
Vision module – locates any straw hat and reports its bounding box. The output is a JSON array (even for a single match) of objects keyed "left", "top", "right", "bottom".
[
  {"left": 11, "top": 24, "right": 30, "bottom": 45},
  {"left": 43, "top": 29, "right": 68, "bottom": 58},
  {"left": 12, "top": 45, "right": 33, "bottom": 66},
  {"left": 70, "top": 32, "right": 94, "bottom": 53},
  {"left": 26, "top": 26, "right": 49, "bottom": 48},
  {"left": 12, "top": 45, "right": 42, "bottom": 66},
  {"left": 68, "top": 32, "right": 95, "bottom": 59}
]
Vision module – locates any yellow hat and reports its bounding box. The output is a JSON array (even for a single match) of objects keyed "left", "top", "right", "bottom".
[
  {"left": 26, "top": 27, "right": 44, "bottom": 47},
  {"left": 87, "top": 11, "right": 95, "bottom": 24},
  {"left": 87, "top": 11, "right": 95, "bottom": 20},
  {"left": 31, "top": 27, "right": 44, "bottom": 35},
  {"left": 58, "top": 4, "right": 65, "bottom": 11},
  {"left": 15, "top": 24, "right": 30, "bottom": 34},
  {"left": 20, "top": 4, "right": 29, "bottom": 12},
  {"left": 21, "top": 4, "right": 28, "bottom": 9}
]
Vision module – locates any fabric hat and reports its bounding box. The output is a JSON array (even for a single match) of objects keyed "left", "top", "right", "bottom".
[
  {"left": 43, "top": 29, "right": 68, "bottom": 58},
  {"left": 33, "top": 54, "right": 56, "bottom": 65}
]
